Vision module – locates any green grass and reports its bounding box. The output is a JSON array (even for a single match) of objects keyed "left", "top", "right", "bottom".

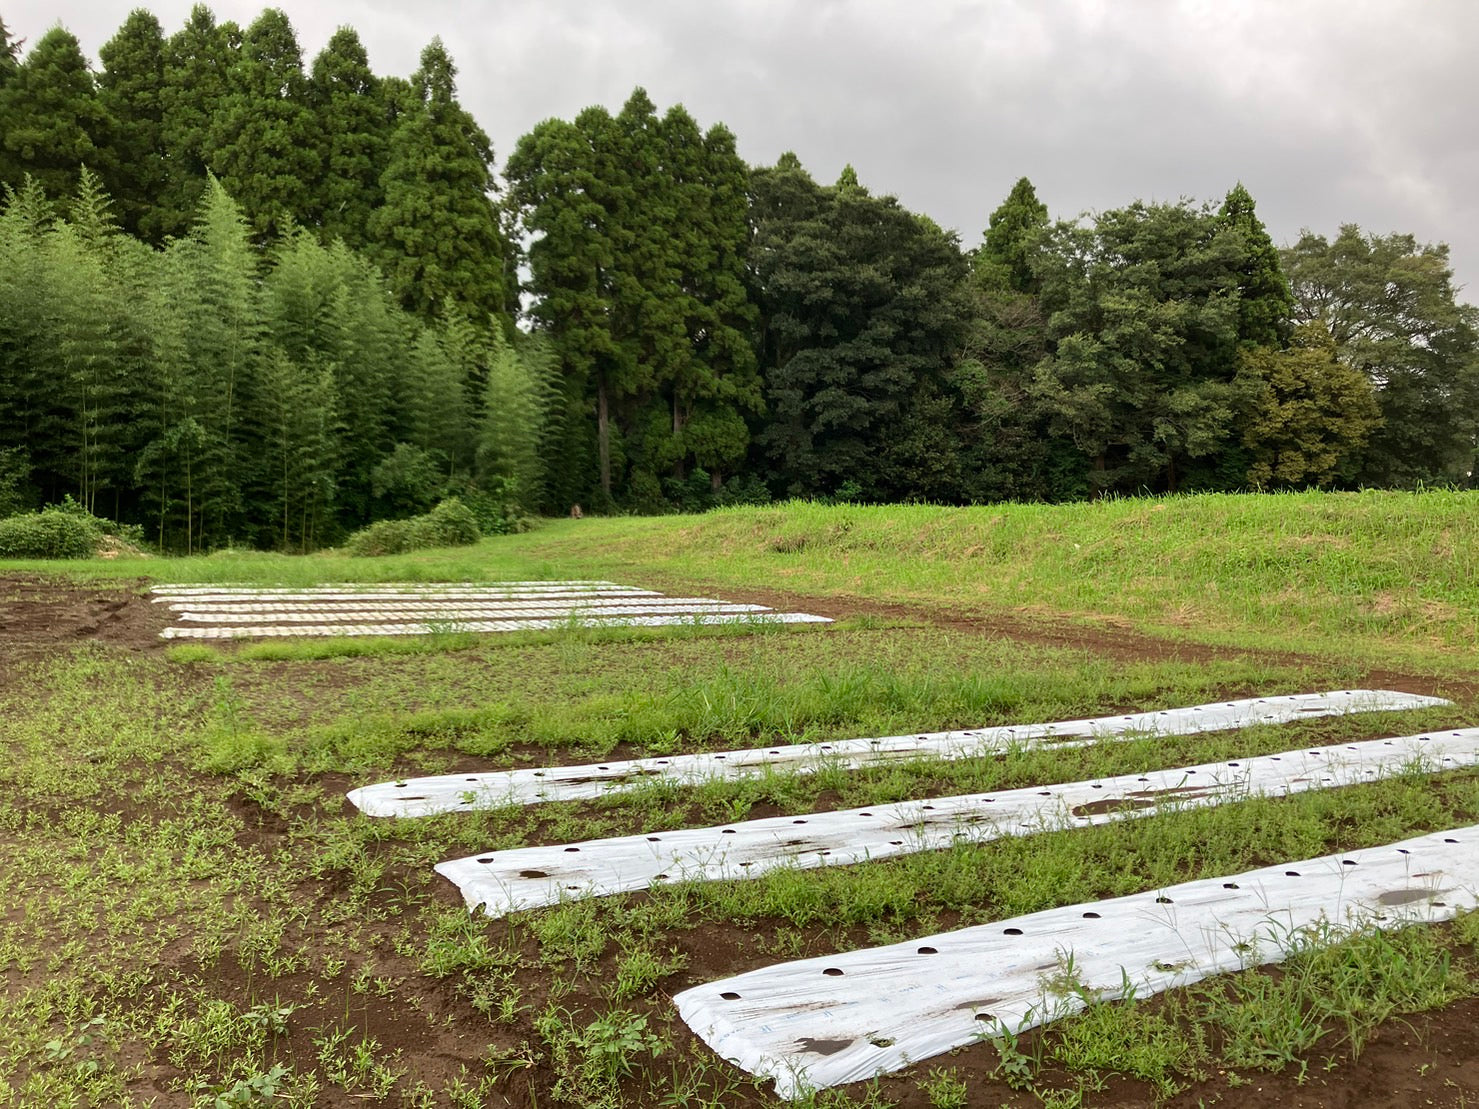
[{"left": 10, "top": 489, "right": 1479, "bottom": 667}]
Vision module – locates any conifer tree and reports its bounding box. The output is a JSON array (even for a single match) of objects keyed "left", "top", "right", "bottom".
[
  {"left": 1217, "top": 182, "right": 1294, "bottom": 348},
  {"left": 309, "top": 27, "right": 386, "bottom": 249},
  {"left": 207, "top": 8, "right": 317, "bottom": 241},
  {"left": 507, "top": 108, "right": 620, "bottom": 506},
  {"left": 0, "top": 27, "right": 110, "bottom": 203},
  {"left": 369, "top": 38, "right": 510, "bottom": 321},
  {"left": 979, "top": 176, "right": 1048, "bottom": 294},
  {"left": 0, "top": 16, "right": 20, "bottom": 88},
  {"left": 648, "top": 110, "right": 760, "bottom": 489},
  {"left": 159, "top": 5, "right": 238, "bottom": 238},
  {"left": 98, "top": 10, "right": 168, "bottom": 239}
]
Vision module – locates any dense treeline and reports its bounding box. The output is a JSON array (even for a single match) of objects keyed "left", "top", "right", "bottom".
[{"left": 1, "top": 7, "right": 1475, "bottom": 551}]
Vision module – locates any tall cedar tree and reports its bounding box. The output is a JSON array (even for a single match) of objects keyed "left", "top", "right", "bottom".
[
  {"left": 158, "top": 6, "right": 238, "bottom": 238},
  {"left": 1216, "top": 183, "right": 1294, "bottom": 348},
  {"left": 369, "top": 38, "right": 510, "bottom": 322},
  {"left": 309, "top": 27, "right": 387, "bottom": 250},
  {"left": 1282, "top": 226, "right": 1479, "bottom": 486},
  {"left": 952, "top": 176, "right": 1059, "bottom": 501},
  {"left": 506, "top": 107, "right": 621, "bottom": 507},
  {"left": 647, "top": 108, "right": 760, "bottom": 490},
  {"left": 98, "top": 10, "right": 168, "bottom": 240},
  {"left": 979, "top": 176, "right": 1048, "bottom": 294},
  {"left": 508, "top": 89, "right": 759, "bottom": 507},
  {"left": 0, "top": 27, "right": 110, "bottom": 204},
  {"left": 0, "top": 16, "right": 20, "bottom": 87},
  {"left": 206, "top": 8, "right": 317, "bottom": 242}
]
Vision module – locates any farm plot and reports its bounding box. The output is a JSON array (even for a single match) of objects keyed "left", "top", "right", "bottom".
[
  {"left": 8, "top": 517, "right": 1479, "bottom": 1109},
  {"left": 676, "top": 825, "right": 1479, "bottom": 1097},
  {"left": 349, "top": 689, "right": 1447, "bottom": 815},
  {"left": 366, "top": 683, "right": 1478, "bottom": 1096},
  {"left": 433, "top": 728, "right": 1479, "bottom": 917},
  {"left": 152, "top": 580, "right": 832, "bottom": 639}
]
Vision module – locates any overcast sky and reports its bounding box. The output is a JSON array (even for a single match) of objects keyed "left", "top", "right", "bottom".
[{"left": 9, "top": 0, "right": 1479, "bottom": 297}]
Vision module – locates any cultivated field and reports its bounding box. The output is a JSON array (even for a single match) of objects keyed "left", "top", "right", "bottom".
[{"left": 3, "top": 490, "right": 1479, "bottom": 1108}]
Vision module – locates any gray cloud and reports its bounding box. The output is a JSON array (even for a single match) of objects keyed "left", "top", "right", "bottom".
[{"left": 9, "top": 0, "right": 1479, "bottom": 294}]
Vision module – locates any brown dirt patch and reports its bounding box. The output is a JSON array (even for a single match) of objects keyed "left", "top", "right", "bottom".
[{"left": 0, "top": 573, "right": 167, "bottom": 685}]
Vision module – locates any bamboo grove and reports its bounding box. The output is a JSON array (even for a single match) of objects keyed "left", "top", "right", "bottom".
[{"left": 1, "top": 7, "right": 1476, "bottom": 551}]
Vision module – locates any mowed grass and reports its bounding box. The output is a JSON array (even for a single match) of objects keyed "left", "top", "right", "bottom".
[{"left": 3, "top": 491, "right": 1479, "bottom": 1105}]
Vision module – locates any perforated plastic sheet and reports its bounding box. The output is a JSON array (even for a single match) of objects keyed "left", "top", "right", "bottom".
[
  {"left": 163, "top": 611, "right": 831, "bottom": 639},
  {"left": 171, "top": 601, "right": 771, "bottom": 623},
  {"left": 675, "top": 824, "right": 1479, "bottom": 1097},
  {"left": 152, "top": 581, "right": 834, "bottom": 640},
  {"left": 152, "top": 587, "right": 657, "bottom": 604},
  {"left": 435, "top": 729, "right": 1479, "bottom": 918},
  {"left": 150, "top": 580, "right": 626, "bottom": 596},
  {"left": 164, "top": 595, "right": 706, "bottom": 614},
  {"left": 347, "top": 690, "right": 1449, "bottom": 817}
]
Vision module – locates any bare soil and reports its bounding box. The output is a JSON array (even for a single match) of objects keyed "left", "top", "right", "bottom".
[{"left": 5, "top": 571, "right": 1479, "bottom": 1108}]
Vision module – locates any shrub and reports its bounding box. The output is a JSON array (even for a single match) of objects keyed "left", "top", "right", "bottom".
[
  {"left": 344, "top": 498, "right": 482, "bottom": 557},
  {"left": 414, "top": 496, "right": 481, "bottom": 547},
  {"left": 344, "top": 519, "right": 412, "bottom": 557},
  {"left": 0, "top": 505, "right": 105, "bottom": 558}
]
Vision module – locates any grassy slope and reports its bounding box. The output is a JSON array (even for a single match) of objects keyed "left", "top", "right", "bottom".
[{"left": 15, "top": 489, "right": 1478, "bottom": 668}]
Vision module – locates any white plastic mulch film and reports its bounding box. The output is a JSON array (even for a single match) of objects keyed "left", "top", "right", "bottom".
[
  {"left": 348, "top": 689, "right": 1449, "bottom": 817},
  {"left": 675, "top": 825, "right": 1479, "bottom": 1098},
  {"left": 151, "top": 581, "right": 831, "bottom": 640},
  {"left": 435, "top": 728, "right": 1479, "bottom": 918}
]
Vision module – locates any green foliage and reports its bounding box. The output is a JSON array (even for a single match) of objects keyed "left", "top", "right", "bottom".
[
  {"left": 1217, "top": 182, "right": 1294, "bottom": 348},
  {"left": 0, "top": 17, "right": 20, "bottom": 88},
  {"left": 0, "top": 503, "right": 102, "bottom": 558},
  {"left": 157, "top": 5, "right": 238, "bottom": 239},
  {"left": 368, "top": 38, "right": 510, "bottom": 321},
  {"left": 0, "top": 7, "right": 1472, "bottom": 527},
  {"left": 1030, "top": 199, "right": 1257, "bottom": 494},
  {"left": 0, "top": 27, "right": 110, "bottom": 205},
  {"left": 205, "top": 8, "right": 316, "bottom": 242},
  {"left": 978, "top": 175, "right": 1048, "bottom": 294},
  {"left": 308, "top": 27, "right": 386, "bottom": 251},
  {"left": 344, "top": 497, "right": 481, "bottom": 556},
  {"left": 1239, "top": 323, "right": 1383, "bottom": 488},
  {"left": 751, "top": 155, "right": 971, "bottom": 500},
  {"left": 508, "top": 88, "right": 760, "bottom": 508},
  {"left": 1283, "top": 225, "right": 1479, "bottom": 487},
  {"left": 97, "top": 9, "right": 167, "bottom": 240}
]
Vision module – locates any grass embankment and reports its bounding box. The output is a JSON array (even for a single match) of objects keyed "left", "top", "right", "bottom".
[{"left": 15, "top": 488, "right": 1477, "bottom": 668}]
